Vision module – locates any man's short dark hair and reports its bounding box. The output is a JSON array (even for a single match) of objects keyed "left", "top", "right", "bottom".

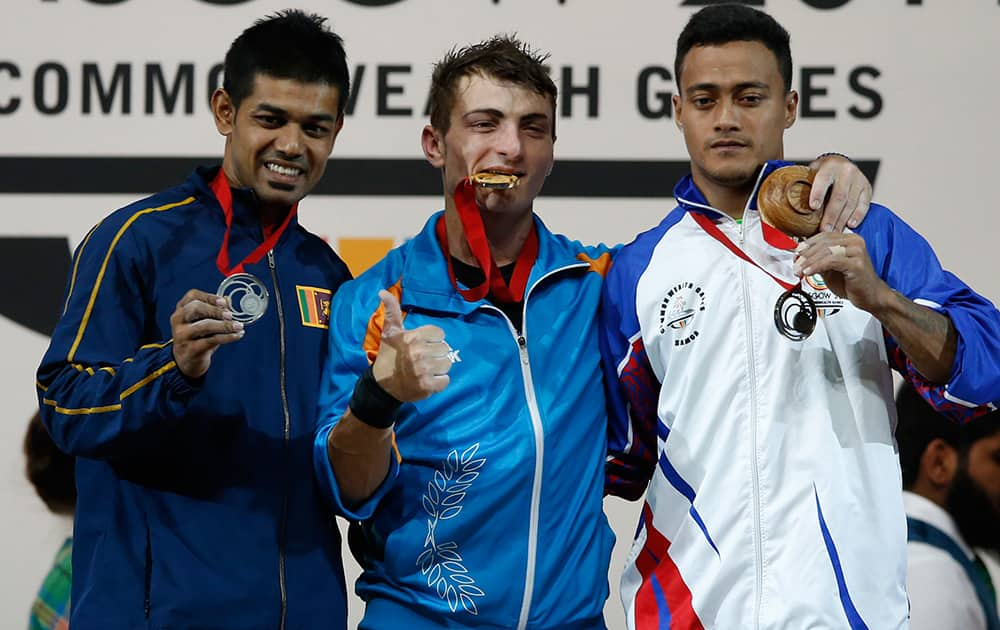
[
  {"left": 223, "top": 9, "right": 351, "bottom": 116},
  {"left": 895, "top": 383, "right": 1000, "bottom": 488},
  {"left": 675, "top": 3, "right": 793, "bottom": 93},
  {"left": 428, "top": 35, "right": 558, "bottom": 138},
  {"left": 24, "top": 412, "right": 75, "bottom": 515}
]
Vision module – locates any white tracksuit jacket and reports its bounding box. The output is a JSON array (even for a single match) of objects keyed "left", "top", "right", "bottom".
[{"left": 600, "top": 161, "right": 1000, "bottom": 630}]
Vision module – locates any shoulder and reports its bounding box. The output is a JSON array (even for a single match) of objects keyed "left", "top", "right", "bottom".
[
  {"left": 76, "top": 182, "right": 205, "bottom": 264},
  {"left": 852, "top": 202, "right": 944, "bottom": 274},
  {"left": 293, "top": 225, "right": 353, "bottom": 281},
  {"left": 531, "top": 217, "right": 620, "bottom": 279},
  {"left": 906, "top": 540, "right": 978, "bottom": 597},
  {"left": 93, "top": 181, "right": 204, "bottom": 241},
  {"left": 906, "top": 542, "right": 984, "bottom": 629},
  {"left": 330, "top": 242, "right": 407, "bottom": 310},
  {"left": 543, "top": 228, "right": 616, "bottom": 259},
  {"left": 853, "top": 202, "right": 925, "bottom": 245},
  {"left": 608, "top": 206, "right": 687, "bottom": 286}
]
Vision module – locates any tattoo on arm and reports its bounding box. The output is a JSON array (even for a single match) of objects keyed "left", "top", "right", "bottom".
[{"left": 880, "top": 291, "right": 957, "bottom": 384}]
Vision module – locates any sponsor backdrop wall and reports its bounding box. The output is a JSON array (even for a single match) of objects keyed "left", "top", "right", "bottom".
[{"left": 2, "top": 1, "right": 997, "bottom": 627}]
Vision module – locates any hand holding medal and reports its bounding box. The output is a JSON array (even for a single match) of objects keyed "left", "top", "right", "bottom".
[
  {"left": 170, "top": 289, "right": 245, "bottom": 379},
  {"left": 757, "top": 165, "right": 823, "bottom": 239},
  {"left": 169, "top": 169, "right": 285, "bottom": 379},
  {"left": 757, "top": 165, "right": 823, "bottom": 341},
  {"left": 759, "top": 166, "right": 888, "bottom": 338}
]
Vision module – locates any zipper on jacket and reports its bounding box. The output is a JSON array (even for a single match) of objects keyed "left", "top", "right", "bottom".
[
  {"left": 738, "top": 216, "right": 764, "bottom": 630},
  {"left": 479, "top": 305, "right": 544, "bottom": 630},
  {"left": 512, "top": 326, "right": 543, "bottom": 630},
  {"left": 268, "top": 249, "right": 291, "bottom": 630},
  {"left": 483, "top": 262, "right": 588, "bottom": 630}
]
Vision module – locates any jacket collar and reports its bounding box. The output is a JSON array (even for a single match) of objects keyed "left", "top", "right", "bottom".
[
  {"left": 399, "top": 211, "right": 589, "bottom": 315},
  {"left": 672, "top": 160, "right": 793, "bottom": 219},
  {"left": 190, "top": 165, "right": 300, "bottom": 234}
]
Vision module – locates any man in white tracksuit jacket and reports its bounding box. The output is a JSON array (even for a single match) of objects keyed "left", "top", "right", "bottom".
[{"left": 599, "top": 4, "right": 1000, "bottom": 629}]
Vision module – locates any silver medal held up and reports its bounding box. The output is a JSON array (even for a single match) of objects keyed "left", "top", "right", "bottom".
[{"left": 216, "top": 273, "right": 269, "bottom": 324}]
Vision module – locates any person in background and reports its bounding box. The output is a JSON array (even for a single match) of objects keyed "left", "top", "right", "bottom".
[
  {"left": 896, "top": 383, "right": 1000, "bottom": 630},
  {"left": 24, "top": 412, "right": 74, "bottom": 630}
]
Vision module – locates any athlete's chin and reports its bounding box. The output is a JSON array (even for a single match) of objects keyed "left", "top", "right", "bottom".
[
  {"left": 257, "top": 183, "right": 307, "bottom": 208},
  {"left": 477, "top": 190, "right": 536, "bottom": 217},
  {"left": 705, "top": 166, "right": 760, "bottom": 188}
]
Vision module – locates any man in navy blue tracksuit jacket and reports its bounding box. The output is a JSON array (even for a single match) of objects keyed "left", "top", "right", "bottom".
[{"left": 36, "top": 11, "right": 353, "bottom": 629}]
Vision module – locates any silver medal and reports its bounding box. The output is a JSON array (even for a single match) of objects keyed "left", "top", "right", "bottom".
[{"left": 216, "top": 273, "right": 269, "bottom": 324}]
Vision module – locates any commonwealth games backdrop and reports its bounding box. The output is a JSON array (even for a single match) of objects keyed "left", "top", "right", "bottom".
[{"left": 2, "top": 1, "right": 998, "bottom": 628}]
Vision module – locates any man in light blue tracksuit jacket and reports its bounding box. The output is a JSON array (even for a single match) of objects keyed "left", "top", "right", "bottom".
[{"left": 313, "top": 36, "right": 616, "bottom": 629}]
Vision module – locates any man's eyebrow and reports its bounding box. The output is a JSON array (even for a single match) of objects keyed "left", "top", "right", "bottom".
[
  {"left": 255, "top": 103, "right": 337, "bottom": 122},
  {"left": 685, "top": 81, "right": 771, "bottom": 92},
  {"left": 463, "top": 108, "right": 505, "bottom": 119},
  {"left": 255, "top": 103, "right": 288, "bottom": 116},
  {"left": 462, "top": 109, "right": 551, "bottom": 121}
]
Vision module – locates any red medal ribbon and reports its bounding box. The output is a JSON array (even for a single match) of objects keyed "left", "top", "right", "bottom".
[
  {"left": 759, "top": 220, "right": 799, "bottom": 252},
  {"left": 691, "top": 212, "right": 797, "bottom": 290},
  {"left": 210, "top": 169, "right": 298, "bottom": 276},
  {"left": 435, "top": 178, "right": 538, "bottom": 303}
]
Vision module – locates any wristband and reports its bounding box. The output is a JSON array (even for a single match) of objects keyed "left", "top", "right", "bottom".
[
  {"left": 348, "top": 366, "right": 402, "bottom": 429},
  {"left": 813, "top": 151, "right": 852, "bottom": 163}
]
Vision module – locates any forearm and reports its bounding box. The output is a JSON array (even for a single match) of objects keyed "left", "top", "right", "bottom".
[
  {"left": 874, "top": 289, "right": 957, "bottom": 384},
  {"left": 326, "top": 410, "right": 395, "bottom": 507},
  {"left": 37, "top": 344, "right": 196, "bottom": 457}
]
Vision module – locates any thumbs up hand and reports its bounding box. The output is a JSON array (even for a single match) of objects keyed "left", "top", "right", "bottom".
[{"left": 371, "top": 290, "right": 453, "bottom": 402}]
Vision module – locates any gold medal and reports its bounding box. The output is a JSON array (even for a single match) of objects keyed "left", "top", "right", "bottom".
[{"left": 470, "top": 171, "right": 519, "bottom": 190}]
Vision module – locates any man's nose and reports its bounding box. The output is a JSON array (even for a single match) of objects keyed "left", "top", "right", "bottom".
[
  {"left": 274, "top": 125, "right": 304, "bottom": 157},
  {"left": 494, "top": 123, "right": 523, "bottom": 159},
  {"left": 714, "top": 100, "right": 741, "bottom": 132}
]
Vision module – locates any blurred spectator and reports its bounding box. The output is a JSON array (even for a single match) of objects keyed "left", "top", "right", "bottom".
[
  {"left": 23, "top": 412, "right": 74, "bottom": 630},
  {"left": 896, "top": 383, "right": 1000, "bottom": 630}
]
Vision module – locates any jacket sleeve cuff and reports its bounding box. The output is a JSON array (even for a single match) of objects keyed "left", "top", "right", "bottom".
[
  {"left": 940, "top": 306, "right": 1000, "bottom": 406},
  {"left": 162, "top": 350, "right": 204, "bottom": 401},
  {"left": 313, "top": 422, "right": 400, "bottom": 521}
]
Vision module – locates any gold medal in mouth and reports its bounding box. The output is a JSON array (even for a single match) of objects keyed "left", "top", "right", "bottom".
[{"left": 470, "top": 171, "right": 520, "bottom": 189}]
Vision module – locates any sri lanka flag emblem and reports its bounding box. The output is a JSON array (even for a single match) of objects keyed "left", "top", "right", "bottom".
[{"left": 296, "top": 285, "right": 332, "bottom": 329}]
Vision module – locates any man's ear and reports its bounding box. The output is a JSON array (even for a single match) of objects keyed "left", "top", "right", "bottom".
[
  {"left": 784, "top": 90, "right": 799, "bottom": 130},
  {"left": 328, "top": 113, "right": 345, "bottom": 152},
  {"left": 921, "top": 438, "right": 959, "bottom": 488},
  {"left": 422, "top": 125, "right": 445, "bottom": 168},
  {"left": 211, "top": 88, "right": 236, "bottom": 136},
  {"left": 672, "top": 94, "right": 684, "bottom": 131}
]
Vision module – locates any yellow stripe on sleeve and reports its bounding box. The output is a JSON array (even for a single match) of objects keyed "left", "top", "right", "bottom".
[
  {"left": 119, "top": 361, "right": 177, "bottom": 400},
  {"left": 67, "top": 197, "right": 196, "bottom": 362},
  {"left": 40, "top": 359, "right": 178, "bottom": 417},
  {"left": 63, "top": 222, "right": 102, "bottom": 316},
  {"left": 42, "top": 398, "right": 122, "bottom": 415}
]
